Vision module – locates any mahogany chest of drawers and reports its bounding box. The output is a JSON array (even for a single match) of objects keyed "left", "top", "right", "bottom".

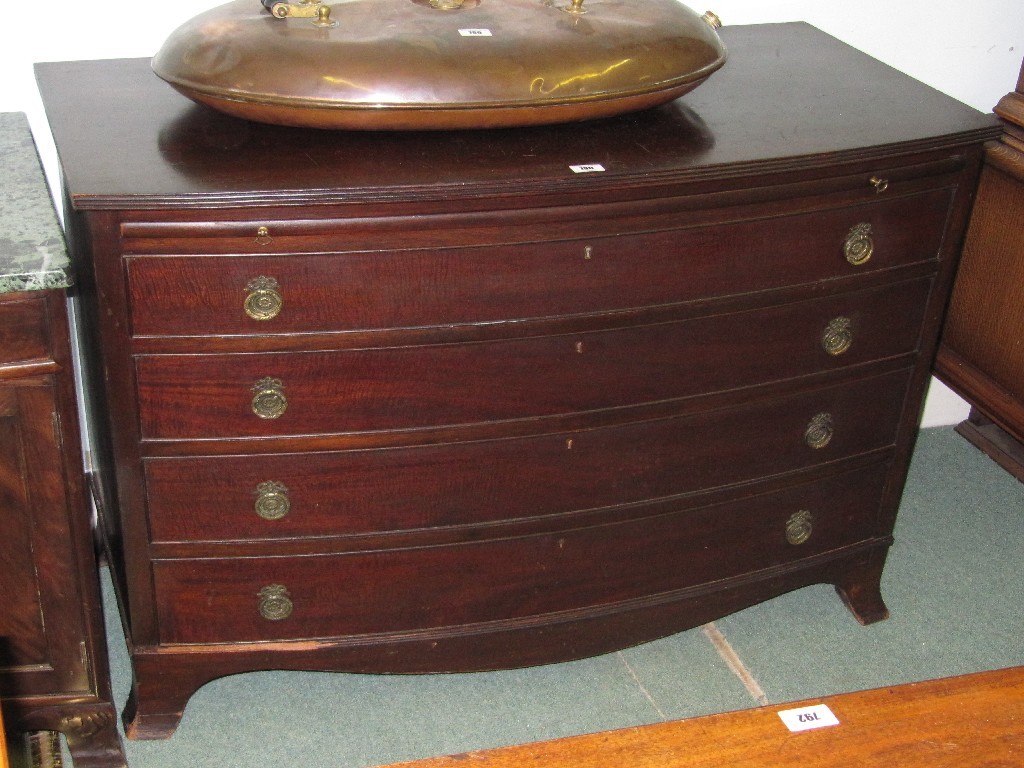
[{"left": 36, "top": 23, "right": 998, "bottom": 739}]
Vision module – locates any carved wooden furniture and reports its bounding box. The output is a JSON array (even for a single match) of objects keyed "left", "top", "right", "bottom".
[
  {"left": 0, "top": 113, "right": 126, "bottom": 767},
  {"left": 35, "top": 23, "right": 998, "bottom": 741},
  {"left": 936, "top": 60, "right": 1024, "bottom": 480}
]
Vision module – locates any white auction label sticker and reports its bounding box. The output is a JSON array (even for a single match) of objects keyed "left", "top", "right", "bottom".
[
  {"left": 459, "top": 28, "right": 492, "bottom": 36},
  {"left": 777, "top": 704, "right": 840, "bottom": 733},
  {"left": 569, "top": 163, "right": 606, "bottom": 174}
]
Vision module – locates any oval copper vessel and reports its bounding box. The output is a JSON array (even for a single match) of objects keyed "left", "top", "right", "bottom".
[{"left": 152, "top": 0, "right": 727, "bottom": 130}]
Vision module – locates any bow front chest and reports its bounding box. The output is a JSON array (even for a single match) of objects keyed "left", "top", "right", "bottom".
[{"left": 36, "top": 23, "right": 998, "bottom": 739}]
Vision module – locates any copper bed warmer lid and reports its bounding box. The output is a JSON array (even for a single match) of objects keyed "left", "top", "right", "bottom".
[{"left": 151, "top": 0, "right": 727, "bottom": 130}]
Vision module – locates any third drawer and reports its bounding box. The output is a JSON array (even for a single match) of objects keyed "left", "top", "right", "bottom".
[{"left": 143, "top": 368, "right": 911, "bottom": 543}]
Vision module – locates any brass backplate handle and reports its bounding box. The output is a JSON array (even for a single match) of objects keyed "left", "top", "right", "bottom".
[
  {"left": 804, "top": 412, "right": 834, "bottom": 450},
  {"left": 244, "top": 276, "right": 283, "bottom": 321},
  {"left": 265, "top": 0, "right": 339, "bottom": 25},
  {"left": 251, "top": 377, "right": 288, "bottom": 419},
  {"left": 258, "top": 584, "right": 294, "bottom": 620},
  {"left": 785, "top": 510, "right": 813, "bottom": 545},
  {"left": 844, "top": 223, "right": 874, "bottom": 266},
  {"left": 254, "top": 480, "right": 291, "bottom": 520},
  {"left": 264, "top": 0, "right": 319, "bottom": 18},
  {"left": 821, "top": 317, "right": 853, "bottom": 356}
]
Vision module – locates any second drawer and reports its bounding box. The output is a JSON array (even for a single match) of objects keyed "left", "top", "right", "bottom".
[{"left": 135, "top": 280, "right": 930, "bottom": 441}]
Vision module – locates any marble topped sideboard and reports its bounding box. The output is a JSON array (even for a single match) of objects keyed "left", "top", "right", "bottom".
[
  {"left": 0, "top": 112, "right": 70, "bottom": 294},
  {"left": 0, "top": 112, "right": 126, "bottom": 767}
]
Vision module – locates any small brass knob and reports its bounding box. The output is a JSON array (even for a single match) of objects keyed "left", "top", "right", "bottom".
[
  {"left": 869, "top": 176, "right": 890, "bottom": 193},
  {"left": 255, "top": 226, "right": 273, "bottom": 245},
  {"left": 785, "top": 510, "right": 813, "bottom": 545},
  {"left": 244, "top": 276, "right": 283, "bottom": 321},
  {"left": 564, "top": 0, "right": 586, "bottom": 14},
  {"left": 821, "top": 317, "right": 853, "bottom": 356},
  {"left": 804, "top": 412, "right": 834, "bottom": 450},
  {"left": 702, "top": 10, "right": 722, "bottom": 29},
  {"left": 258, "top": 584, "right": 293, "bottom": 621},
  {"left": 254, "top": 481, "right": 290, "bottom": 520},
  {"left": 251, "top": 377, "right": 287, "bottom": 419},
  {"left": 843, "top": 223, "right": 874, "bottom": 266},
  {"left": 312, "top": 4, "right": 338, "bottom": 27}
]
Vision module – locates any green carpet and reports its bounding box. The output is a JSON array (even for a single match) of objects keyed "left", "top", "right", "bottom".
[{"left": 86, "top": 426, "right": 1024, "bottom": 768}]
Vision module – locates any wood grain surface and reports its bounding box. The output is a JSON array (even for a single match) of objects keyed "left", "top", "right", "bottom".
[{"left": 385, "top": 666, "right": 1024, "bottom": 768}]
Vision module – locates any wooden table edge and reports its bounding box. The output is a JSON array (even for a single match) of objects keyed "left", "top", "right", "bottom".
[{"left": 380, "top": 665, "right": 1024, "bottom": 768}]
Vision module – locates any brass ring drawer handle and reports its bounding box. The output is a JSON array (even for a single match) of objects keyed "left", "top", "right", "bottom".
[
  {"left": 821, "top": 317, "right": 853, "bottom": 356},
  {"left": 254, "top": 481, "right": 290, "bottom": 520},
  {"left": 251, "top": 377, "right": 287, "bottom": 419},
  {"left": 244, "top": 276, "right": 283, "bottom": 321},
  {"left": 843, "top": 223, "right": 874, "bottom": 266},
  {"left": 257, "top": 584, "right": 293, "bottom": 621},
  {"left": 804, "top": 412, "right": 834, "bottom": 450},
  {"left": 785, "top": 510, "right": 813, "bottom": 545}
]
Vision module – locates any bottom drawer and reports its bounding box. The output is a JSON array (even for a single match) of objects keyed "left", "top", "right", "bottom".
[{"left": 153, "top": 462, "right": 889, "bottom": 644}]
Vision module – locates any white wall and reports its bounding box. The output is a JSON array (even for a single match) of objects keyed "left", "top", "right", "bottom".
[{"left": 4, "top": 0, "right": 1023, "bottom": 426}]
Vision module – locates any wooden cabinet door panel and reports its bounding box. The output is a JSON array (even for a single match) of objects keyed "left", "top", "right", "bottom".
[{"left": 0, "top": 379, "right": 90, "bottom": 697}]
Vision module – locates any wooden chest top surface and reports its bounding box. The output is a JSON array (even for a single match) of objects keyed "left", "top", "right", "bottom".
[{"left": 35, "top": 23, "right": 997, "bottom": 209}]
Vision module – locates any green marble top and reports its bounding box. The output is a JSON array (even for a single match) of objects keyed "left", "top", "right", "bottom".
[{"left": 0, "top": 112, "right": 70, "bottom": 294}]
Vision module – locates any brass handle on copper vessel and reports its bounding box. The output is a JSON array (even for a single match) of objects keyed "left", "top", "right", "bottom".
[
  {"left": 843, "top": 223, "right": 874, "bottom": 266},
  {"left": 804, "top": 412, "right": 834, "bottom": 450},
  {"left": 257, "top": 584, "right": 293, "bottom": 621},
  {"left": 785, "top": 510, "right": 813, "bottom": 545},
  {"left": 265, "top": 0, "right": 339, "bottom": 26},
  {"left": 254, "top": 481, "right": 290, "bottom": 520},
  {"left": 821, "top": 317, "right": 853, "bottom": 356},
  {"left": 244, "top": 276, "right": 283, "bottom": 321},
  {"left": 251, "top": 377, "right": 287, "bottom": 419},
  {"left": 264, "top": 0, "right": 319, "bottom": 18},
  {"left": 702, "top": 11, "right": 723, "bottom": 29}
]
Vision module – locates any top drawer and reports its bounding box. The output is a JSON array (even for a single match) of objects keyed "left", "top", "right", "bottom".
[{"left": 124, "top": 189, "right": 953, "bottom": 338}]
